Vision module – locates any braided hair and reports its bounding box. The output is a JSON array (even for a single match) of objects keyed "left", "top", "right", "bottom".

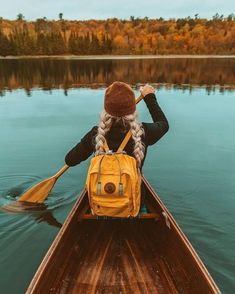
[{"left": 95, "top": 110, "right": 145, "bottom": 167}]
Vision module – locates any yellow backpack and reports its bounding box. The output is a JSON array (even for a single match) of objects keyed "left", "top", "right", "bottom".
[{"left": 86, "top": 130, "right": 141, "bottom": 218}]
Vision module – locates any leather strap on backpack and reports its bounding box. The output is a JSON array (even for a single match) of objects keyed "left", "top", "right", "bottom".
[
  {"left": 103, "top": 140, "right": 109, "bottom": 152},
  {"left": 117, "top": 130, "right": 132, "bottom": 152}
]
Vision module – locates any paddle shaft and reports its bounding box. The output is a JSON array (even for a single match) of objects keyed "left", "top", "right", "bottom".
[
  {"left": 53, "top": 164, "right": 70, "bottom": 179},
  {"left": 135, "top": 94, "right": 144, "bottom": 104}
]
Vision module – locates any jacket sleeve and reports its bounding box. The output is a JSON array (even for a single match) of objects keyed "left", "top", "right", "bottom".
[
  {"left": 65, "top": 126, "right": 97, "bottom": 167},
  {"left": 142, "top": 93, "right": 169, "bottom": 146}
]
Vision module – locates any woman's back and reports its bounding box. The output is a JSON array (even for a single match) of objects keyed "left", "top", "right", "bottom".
[{"left": 65, "top": 90, "right": 169, "bottom": 169}]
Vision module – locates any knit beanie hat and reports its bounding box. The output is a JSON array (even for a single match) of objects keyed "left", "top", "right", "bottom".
[{"left": 104, "top": 81, "right": 136, "bottom": 117}]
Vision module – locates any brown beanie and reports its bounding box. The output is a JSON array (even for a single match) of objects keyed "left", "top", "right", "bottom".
[{"left": 104, "top": 81, "right": 136, "bottom": 117}]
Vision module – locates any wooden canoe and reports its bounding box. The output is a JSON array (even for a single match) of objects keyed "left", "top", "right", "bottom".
[{"left": 26, "top": 176, "right": 220, "bottom": 294}]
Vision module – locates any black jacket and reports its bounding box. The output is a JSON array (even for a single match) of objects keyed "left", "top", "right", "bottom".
[{"left": 65, "top": 93, "right": 169, "bottom": 168}]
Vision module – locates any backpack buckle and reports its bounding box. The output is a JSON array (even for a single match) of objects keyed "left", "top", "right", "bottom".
[
  {"left": 97, "top": 182, "right": 101, "bottom": 195},
  {"left": 106, "top": 150, "right": 113, "bottom": 155},
  {"left": 119, "top": 183, "right": 123, "bottom": 196}
]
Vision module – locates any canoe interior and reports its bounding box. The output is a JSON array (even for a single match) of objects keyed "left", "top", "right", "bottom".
[{"left": 27, "top": 177, "right": 220, "bottom": 294}]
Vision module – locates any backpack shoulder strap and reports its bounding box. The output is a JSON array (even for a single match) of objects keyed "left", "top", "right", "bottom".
[
  {"left": 103, "top": 140, "right": 109, "bottom": 152},
  {"left": 117, "top": 130, "right": 132, "bottom": 153}
]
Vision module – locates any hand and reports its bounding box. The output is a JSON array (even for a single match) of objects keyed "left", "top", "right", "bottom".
[{"left": 140, "top": 84, "right": 155, "bottom": 97}]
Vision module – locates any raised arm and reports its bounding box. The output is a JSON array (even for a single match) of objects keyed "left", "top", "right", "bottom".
[{"left": 141, "top": 85, "right": 169, "bottom": 145}]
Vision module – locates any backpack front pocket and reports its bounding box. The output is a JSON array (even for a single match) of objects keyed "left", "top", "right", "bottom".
[{"left": 91, "top": 197, "right": 131, "bottom": 217}]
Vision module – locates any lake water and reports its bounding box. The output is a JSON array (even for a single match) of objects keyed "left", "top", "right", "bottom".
[{"left": 0, "top": 57, "right": 234, "bottom": 294}]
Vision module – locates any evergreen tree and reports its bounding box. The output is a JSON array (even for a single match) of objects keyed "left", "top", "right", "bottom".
[
  {"left": 0, "top": 31, "right": 11, "bottom": 56},
  {"left": 90, "top": 33, "right": 100, "bottom": 54},
  {"left": 37, "top": 33, "right": 48, "bottom": 54},
  {"left": 50, "top": 32, "right": 66, "bottom": 54},
  {"left": 17, "top": 13, "right": 24, "bottom": 21},
  {"left": 68, "top": 32, "right": 80, "bottom": 54}
]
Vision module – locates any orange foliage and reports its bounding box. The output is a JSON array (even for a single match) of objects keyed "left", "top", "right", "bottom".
[{"left": 0, "top": 16, "right": 235, "bottom": 55}]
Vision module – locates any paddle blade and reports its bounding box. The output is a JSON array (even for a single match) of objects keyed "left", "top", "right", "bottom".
[
  {"left": 17, "top": 165, "right": 69, "bottom": 204},
  {"left": 18, "top": 177, "right": 56, "bottom": 203}
]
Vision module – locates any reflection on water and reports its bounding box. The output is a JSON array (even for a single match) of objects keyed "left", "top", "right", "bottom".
[
  {"left": 0, "top": 201, "right": 62, "bottom": 228},
  {"left": 0, "top": 58, "right": 235, "bottom": 95}
]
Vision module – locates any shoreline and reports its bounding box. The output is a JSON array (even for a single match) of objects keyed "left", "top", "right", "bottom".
[
  {"left": 1, "top": 54, "right": 235, "bottom": 60},
  {"left": 1, "top": 83, "right": 235, "bottom": 92}
]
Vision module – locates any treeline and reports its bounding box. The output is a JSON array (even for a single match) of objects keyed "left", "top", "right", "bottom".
[{"left": 0, "top": 14, "right": 235, "bottom": 56}]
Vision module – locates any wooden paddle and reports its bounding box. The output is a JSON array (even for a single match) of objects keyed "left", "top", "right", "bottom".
[
  {"left": 18, "top": 94, "right": 144, "bottom": 203},
  {"left": 18, "top": 165, "right": 69, "bottom": 203}
]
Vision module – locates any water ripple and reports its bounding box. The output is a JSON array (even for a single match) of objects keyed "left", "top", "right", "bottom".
[{"left": 0, "top": 174, "right": 78, "bottom": 210}]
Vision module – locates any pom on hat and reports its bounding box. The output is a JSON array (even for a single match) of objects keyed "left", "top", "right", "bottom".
[{"left": 104, "top": 81, "right": 136, "bottom": 117}]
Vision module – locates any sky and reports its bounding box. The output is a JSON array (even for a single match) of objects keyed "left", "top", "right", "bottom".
[{"left": 0, "top": 0, "right": 234, "bottom": 20}]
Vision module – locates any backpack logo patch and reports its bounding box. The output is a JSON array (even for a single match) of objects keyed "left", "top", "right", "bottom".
[{"left": 104, "top": 182, "right": 116, "bottom": 194}]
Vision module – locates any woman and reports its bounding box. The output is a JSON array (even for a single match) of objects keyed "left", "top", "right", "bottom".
[{"left": 65, "top": 81, "right": 169, "bottom": 171}]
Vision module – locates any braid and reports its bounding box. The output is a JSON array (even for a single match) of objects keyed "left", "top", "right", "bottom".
[
  {"left": 125, "top": 112, "right": 145, "bottom": 167},
  {"left": 95, "top": 110, "right": 113, "bottom": 155}
]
